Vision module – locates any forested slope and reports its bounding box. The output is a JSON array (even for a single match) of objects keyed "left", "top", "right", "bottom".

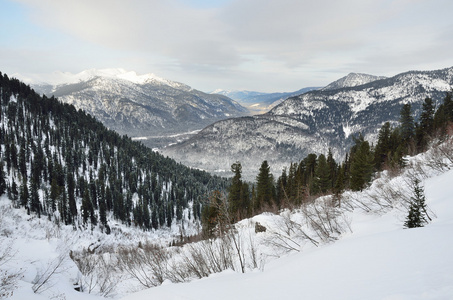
[{"left": 0, "top": 72, "right": 228, "bottom": 233}]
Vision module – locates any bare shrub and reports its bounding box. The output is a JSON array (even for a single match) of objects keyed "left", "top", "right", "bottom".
[
  {"left": 265, "top": 210, "right": 319, "bottom": 254},
  {"left": 426, "top": 136, "right": 453, "bottom": 172},
  {"left": 301, "top": 198, "right": 348, "bottom": 243},
  {"left": 116, "top": 242, "right": 169, "bottom": 288},
  {"left": 71, "top": 251, "right": 121, "bottom": 297},
  {"left": 32, "top": 252, "right": 70, "bottom": 294},
  {"left": 0, "top": 239, "right": 22, "bottom": 299}
]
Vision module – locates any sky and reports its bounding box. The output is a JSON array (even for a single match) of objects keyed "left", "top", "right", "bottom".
[{"left": 1, "top": 0, "right": 453, "bottom": 93}]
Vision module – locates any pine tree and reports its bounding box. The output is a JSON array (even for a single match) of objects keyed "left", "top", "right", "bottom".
[
  {"left": 374, "top": 122, "right": 392, "bottom": 170},
  {"left": 228, "top": 162, "right": 243, "bottom": 220},
  {"left": 399, "top": 103, "right": 415, "bottom": 153},
  {"left": 29, "top": 179, "right": 41, "bottom": 218},
  {"left": 255, "top": 160, "right": 275, "bottom": 210},
  {"left": 404, "top": 179, "right": 430, "bottom": 228},
  {"left": 313, "top": 154, "right": 331, "bottom": 194},
  {"left": 151, "top": 205, "right": 159, "bottom": 230},
  {"left": 434, "top": 91, "right": 453, "bottom": 135},
  {"left": 99, "top": 194, "right": 107, "bottom": 228},
  {"left": 0, "top": 163, "right": 6, "bottom": 196},
  {"left": 81, "top": 187, "right": 91, "bottom": 225},
  {"left": 349, "top": 136, "right": 374, "bottom": 191},
  {"left": 276, "top": 167, "right": 287, "bottom": 207},
  {"left": 415, "top": 97, "right": 435, "bottom": 152},
  {"left": 19, "top": 178, "right": 29, "bottom": 209},
  {"left": 327, "top": 148, "right": 337, "bottom": 189},
  {"left": 67, "top": 173, "right": 77, "bottom": 219}
]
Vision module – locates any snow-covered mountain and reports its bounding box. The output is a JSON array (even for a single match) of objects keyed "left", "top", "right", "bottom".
[
  {"left": 162, "top": 67, "right": 453, "bottom": 179},
  {"left": 30, "top": 68, "right": 249, "bottom": 148},
  {"left": 212, "top": 87, "right": 319, "bottom": 114},
  {"left": 320, "top": 72, "right": 387, "bottom": 91}
]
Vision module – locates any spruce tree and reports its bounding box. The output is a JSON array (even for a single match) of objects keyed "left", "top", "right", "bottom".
[
  {"left": 255, "top": 160, "right": 275, "bottom": 210},
  {"left": 313, "top": 154, "right": 331, "bottom": 194},
  {"left": 276, "top": 167, "right": 288, "bottom": 207},
  {"left": 399, "top": 103, "right": 415, "bottom": 153},
  {"left": 228, "top": 162, "right": 243, "bottom": 220},
  {"left": 82, "top": 187, "right": 91, "bottom": 225},
  {"left": 0, "top": 163, "right": 6, "bottom": 196},
  {"left": 420, "top": 97, "right": 435, "bottom": 137},
  {"left": 404, "top": 179, "right": 429, "bottom": 228},
  {"left": 19, "top": 178, "right": 29, "bottom": 208},
  {"left": 29, "top": 179, "right": 41, "bottom": 217},
  {"left": 349, "top": 136, "right": 374, "bottom": 191},
  {"left": 374, "top": 122, "right": 392, "bottom": 170},
  {"left": 415, "top": 97, "right": 435, "bottom": 152}
]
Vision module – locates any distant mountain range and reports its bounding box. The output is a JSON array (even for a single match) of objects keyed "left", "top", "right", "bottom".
[
  {"left": 30, "top": 68, "right": 249, "bottom": 149},
  {"left": 212, "top": 87, "right": 319, "bottom": 114},
  {"left": 162, "top": 68, "right": 453, "bottom": 180}
]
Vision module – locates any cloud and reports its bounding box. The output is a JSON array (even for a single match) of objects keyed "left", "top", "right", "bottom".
[{"left": 9, "top": 0, "right": 453, "bottom": 91}]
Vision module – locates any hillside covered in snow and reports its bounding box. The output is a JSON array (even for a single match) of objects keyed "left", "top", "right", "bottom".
[{"left": 2, "top": 135, "right": 453, "bottom": 299}]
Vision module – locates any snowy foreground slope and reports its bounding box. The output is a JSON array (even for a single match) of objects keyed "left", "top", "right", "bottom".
[
  {"left": 122, "top": 163, "right": 453, "bottom": 299},
  {"left": 3, "top": 148, "right": 453, "bottom": 299}
]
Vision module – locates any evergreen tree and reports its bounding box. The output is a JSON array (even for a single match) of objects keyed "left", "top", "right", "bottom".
[
  {"left": 333, "top": 164, "right": 345, "bottom": 207},
  {"left": 67, "top": 173, "right": 77, "bottom": 219},
  {"left": 399, "top": 103, "right": 415, "bottom": 153},
  {"left": 276, "top": 167, "right": 287, "bottom": 207},
  {"left": 10, "top": 181, "right": 18, "bottom": 203},
  {"left": 404, "top": 179, "right": 430, "bottom": 228},
  {"left": 0, "top": 163, "right": 6, "bottom": 196},
  {"left": 349, "top": 136, "right": 374, "bottom": 191},
  {"left": 434, "top": 91, "right": 453, "bottom": 135},
  {"left": 228, "top": 162, "right": 243, "bottom": 220},
  {"left": 201, "top": 191, "right": 225, "bottom": 237},
  {"left": 313, "top": 154, "right": 331, "bottom": 194},
  {"left": 19, "top": 178, "right": 29, "bottom": 209},
  {"left": 326, "top": 148, "right": 337, "bottom": 189},
  {"left": 374, "top": 122, "right": 393, "bottom": 170},
  {"left": 151, "top": 205, "right": 159, "bottom": 230},
  {"left": 240, "top": 182, "right": 251, "bottom": 217},
  {"left": 18, "top": 139, "right": 27, "bottom": 179},
  {"left": 166, "top": 203, "right": 173, "bottom": 227},
  {"left": 255, "top": 160, "right": 275, "bottom": 210},
  {"left": 49, "top": 177, "right": 60, "bottom": 213},
  {"left": 99, "top": 194, "right": 107, "bottom": 228},
  {"left": 415, "top": 97, "right": 435, "bottom": 152},
  {"left": 29, "top": 178, "right": 41, "bottom": 217},
  {"left": 420, "top": 97, "right": 435, "bottom": 137},
  {"left": 142, "top": 200, "right": 150, "bottom": 229},
  {"left": 81, "top": 187, "right": 91, "bottom": 225}
]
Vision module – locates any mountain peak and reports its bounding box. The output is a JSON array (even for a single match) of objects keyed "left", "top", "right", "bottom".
[
  {"left": 321, "top": 72, "right": 387, "bottom": 91},
  {"left": 19, "top": 68, "right": 189, "bottom": 90}
]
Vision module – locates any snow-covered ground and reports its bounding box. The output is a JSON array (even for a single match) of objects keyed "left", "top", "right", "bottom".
[
  {"left": 2, "top": 147, "right": 453, "bottom": 299},
  {"left": 122, "top": 167, "right": 453, "bottom": 300}
]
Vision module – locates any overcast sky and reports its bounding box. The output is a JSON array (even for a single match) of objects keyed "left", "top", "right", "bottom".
[{"left": 1, "top": 0, "right": 453, "bottom": 92}]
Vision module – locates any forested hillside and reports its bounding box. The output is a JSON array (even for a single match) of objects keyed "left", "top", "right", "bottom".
[
  {"left": 0, "top": 72, "right": 228, "bottom": 233},
  {"left": 201, "top": 91, "right": 453, "bottom": 231}
]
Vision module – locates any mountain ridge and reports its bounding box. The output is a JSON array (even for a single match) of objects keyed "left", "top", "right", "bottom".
[
  {"left": 162, "top": 66, "right": 453, "bottom": 180},
  {"left": 212, "top": 87, "right": 320, "bottom": 114},
  {"left": 28, "top": 69, "right": 249, "bottom": 148}
]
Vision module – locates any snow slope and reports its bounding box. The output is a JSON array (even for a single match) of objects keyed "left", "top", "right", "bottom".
[
  {"left": 3, "top": 146, "right": 453, "bottom": 299},
  {"left": 121, "top": 166, "right": 453, "bottom": 300}
]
